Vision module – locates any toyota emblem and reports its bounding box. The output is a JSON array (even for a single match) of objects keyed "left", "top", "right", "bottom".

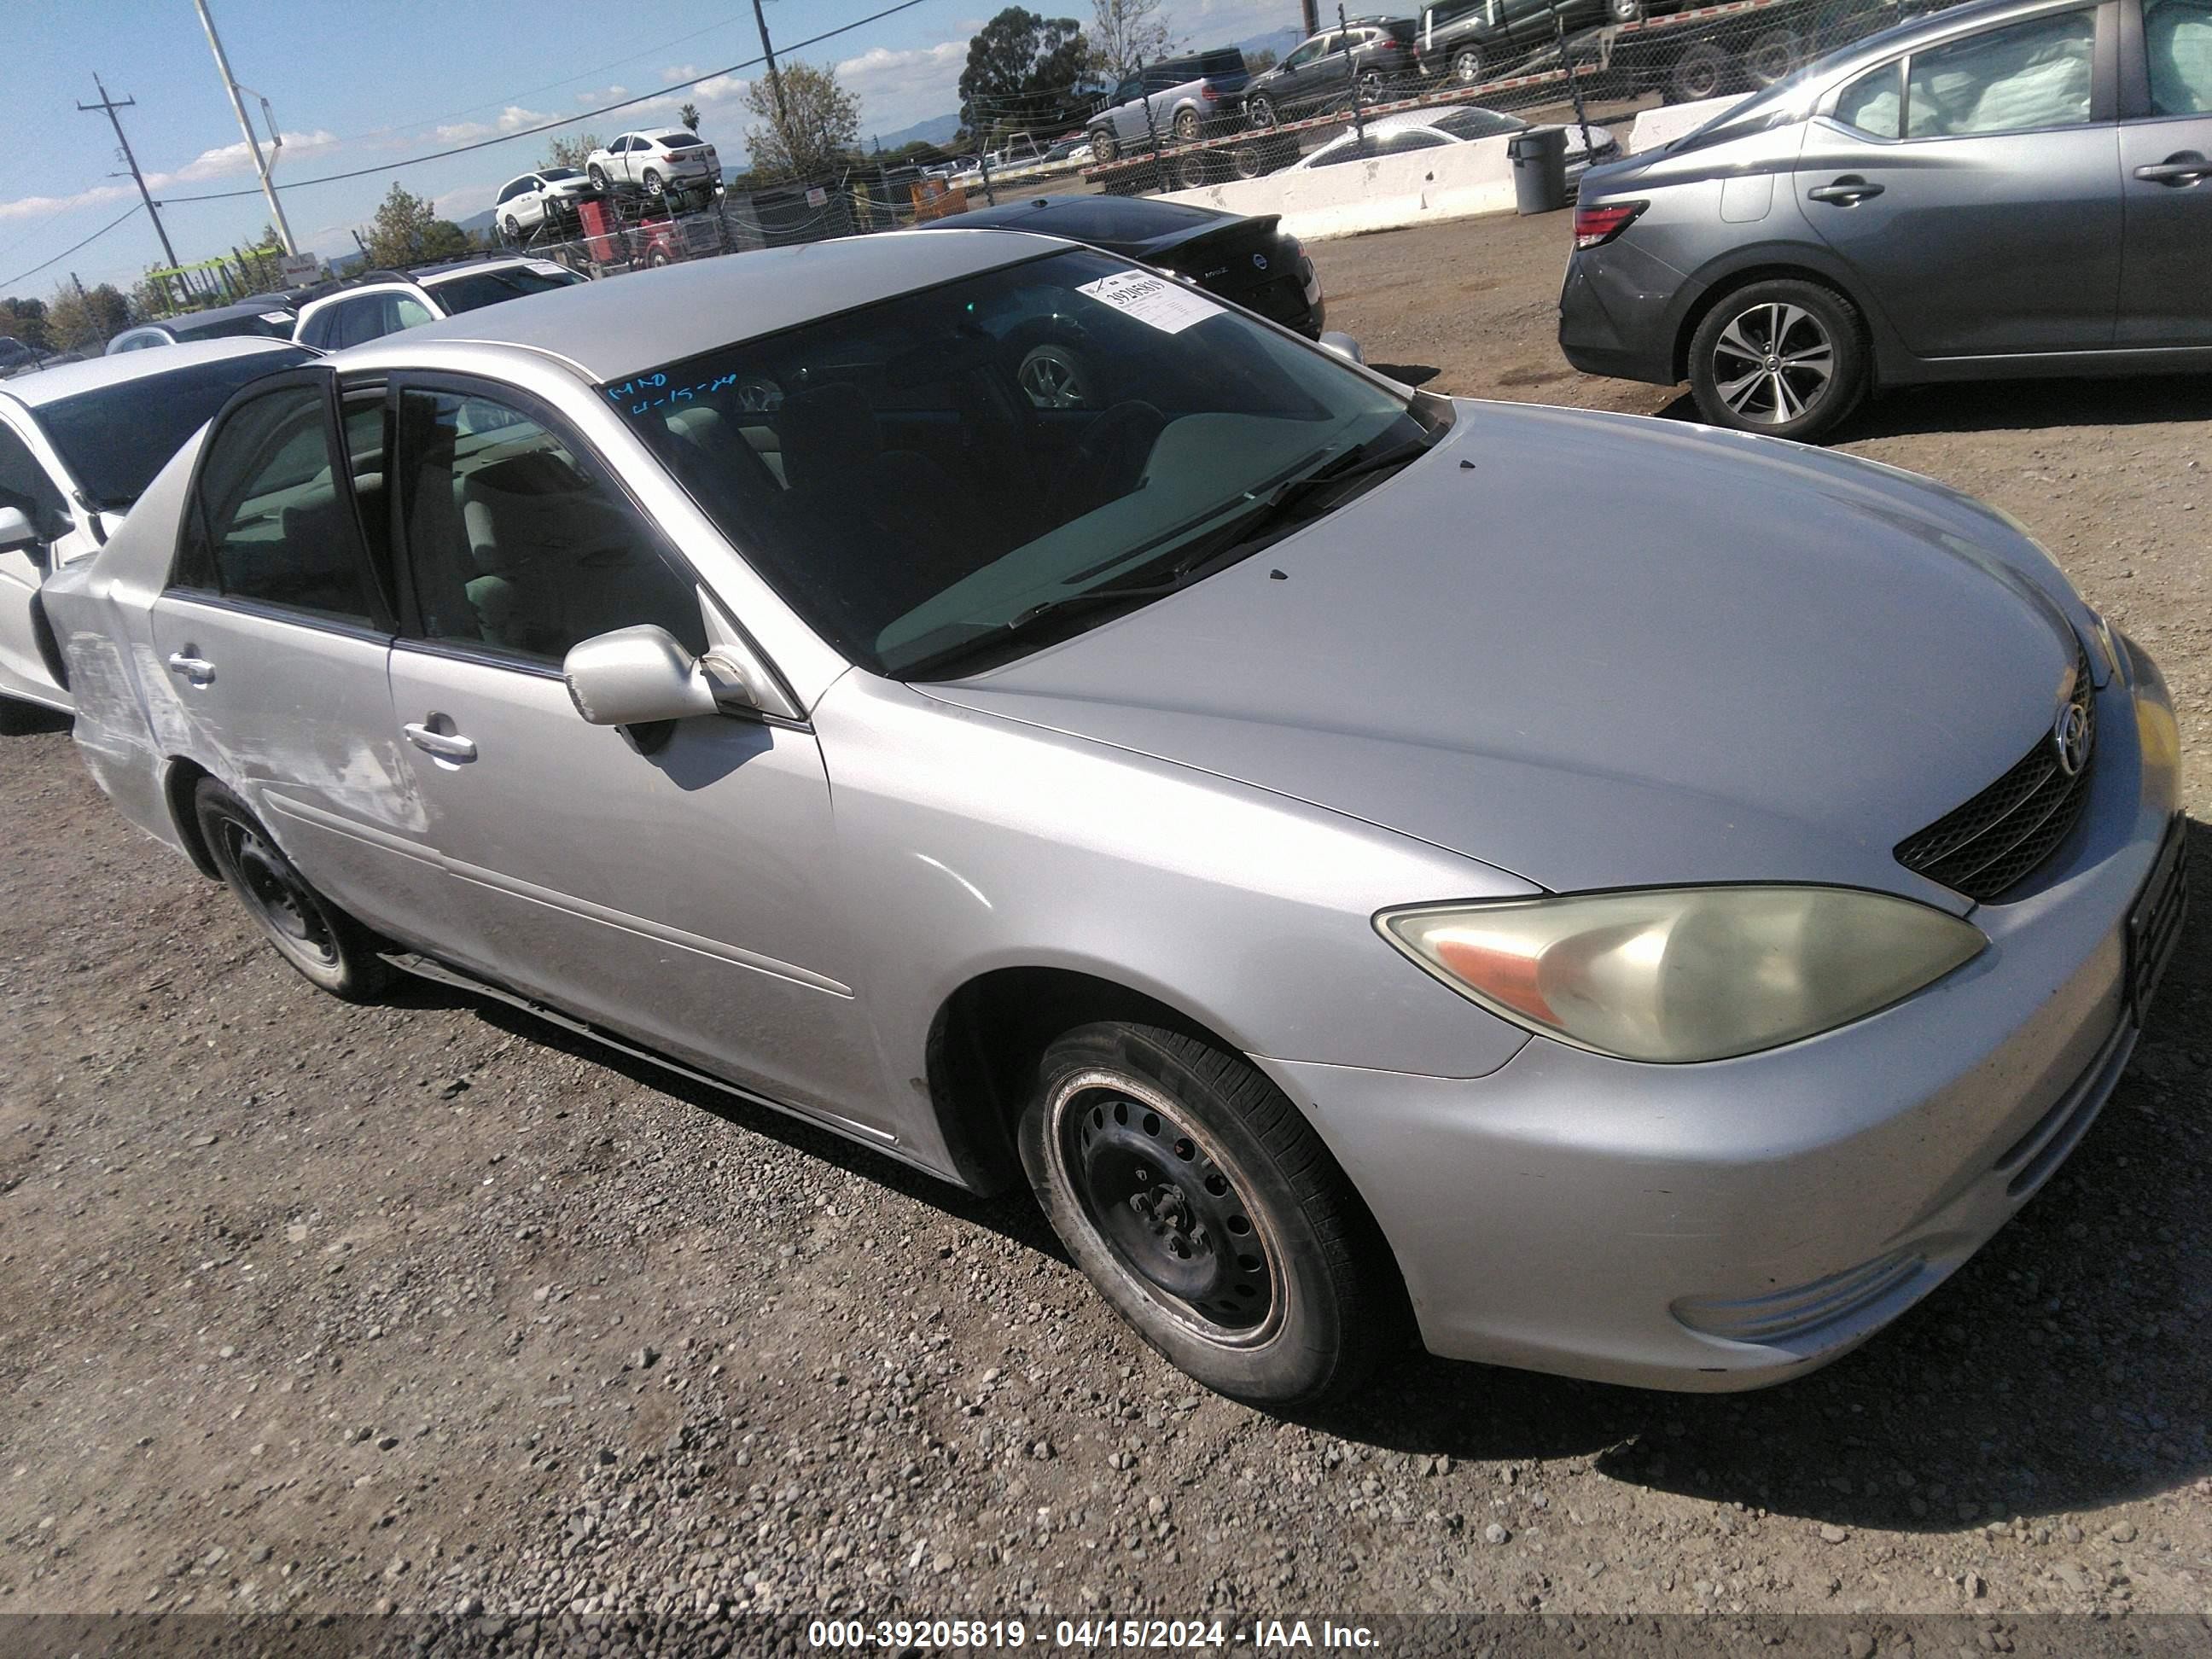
[
  {"left": 2052, "top": 700, "right": 2090, "bottom": 777},
  {"left": 1252, "top": 253, "right": 1268, "bottom": 271}
]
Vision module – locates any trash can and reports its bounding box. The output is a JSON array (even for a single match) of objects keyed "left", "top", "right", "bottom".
[{"left": 1509, "top": 126, "right": 1570, "bottom": 216}]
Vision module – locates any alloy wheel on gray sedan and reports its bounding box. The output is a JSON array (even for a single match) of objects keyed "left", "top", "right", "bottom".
[{"left": 1688, "top": 277, "right": 1867, "bottom": 441}]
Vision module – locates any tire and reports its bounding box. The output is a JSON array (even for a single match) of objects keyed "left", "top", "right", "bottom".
[
  {"left": 1687, "top": 277, "right": 1868, "bottom": 442},
  {"left": 1230, "top": 142, "right": 1267, "bottom": 180},
  {"left": 501, "top": 214, "right": 521, "bottom": 243},
  {"left": 1358, "top": 69, "right": 1384, "bottom": 102},
  {"left": 195, "top": 777, "right": 392, "bottom": 1001},
  {"left": 1249, "top": 95, "right": 1277, "bottom": 130},
  {"left": 1173, "top": 108, "right": 1201, "bottom": 143},
  {"left": 1668, "top": 42, "right": 1732, "bottom": 103},
  {"left": 1743, "top": 27, "right": 1805, "bottom": 88},
  {"left": 647, "top": 248, "right": 673, "bottom": 268},
  {"left": 1017, "top": 1022, "right": 1401, "bottom": 1406},
  {"left": 643, "top": 168, "right": 665, "bottom": 198},
  {"left": 1174, "top": 150, "right": 1214, "bottom": 190},
  {"left": 1612, "top": 0, "right": 1644, "bottom": 19},
  {"left": 1090, "top": 129, "right": 1118, "bottom": 165},
  {"left": 1016, "top": 341, "right": 1097, "bottom": 410},
  {"left": 587, "top": 164, "right": 608, "bottom": 191},
  {"left": 1452, "top": 46, "right": 1485, "bottom": 85}
]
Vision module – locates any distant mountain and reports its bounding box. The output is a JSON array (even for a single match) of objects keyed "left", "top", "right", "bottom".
[
  {"left": 1235, "top": 26, "right": 1308, "bottom": 58},
  {"left": 454, "top": 207, "right": 498, "bottom": 239},
  {"left": 870, "top": 111, "right": 963, "bottom": 151}
]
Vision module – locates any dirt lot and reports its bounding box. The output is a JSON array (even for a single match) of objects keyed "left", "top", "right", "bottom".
[{"left": 4, "top": 208, "right": 2211, "bottom": 1639}]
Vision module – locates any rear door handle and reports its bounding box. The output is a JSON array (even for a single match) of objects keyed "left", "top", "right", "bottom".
[
  {"left": 403, "top": 722, "right": 477, "bottom": 763},
  {"left": 2133, "top": 153, "right": 2210, "bottom": 185},
  {"left": 1808, "top": 177, "right": 1884, "bottom": 205},
  {"left": 165, "top": 651, "right": 215, "bottom": 684}
]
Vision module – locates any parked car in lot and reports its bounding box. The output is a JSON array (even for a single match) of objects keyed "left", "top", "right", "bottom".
[
  {"left": 586, "top": 129, "right": 721, "bottom": 201},
  {"left": 1294, "top": 102, "right": 1619, "bottom": 174},
  {"left": 44, "top": 230, "right": 2185, "bottom": 1406},
  {"left": 0, "top": 336, "right": 79, "bottom": 379},
  {"left": 1086, "top": 48, "right": 1251, "bottom": 160},
  {"left": 1563, "top": 0, "right": 2212, "bottom": 439},
  {"left": 0, "top": 338, "right": 308, "bottom": 728},
  {"left": 1247, "top": 18, "right": 1423, "bottom": 127},
  {"left": 106, "top": 296, "right": 299, "bottom": 354},
  {"left": 913, "top": 195, "right": 1325, "bottom": 358},
  {"left": 292, "top": 257, "right": 585, "bottom": 351},
  {"left": 493, "top": 166, "right": 599, "bottom": 240}
]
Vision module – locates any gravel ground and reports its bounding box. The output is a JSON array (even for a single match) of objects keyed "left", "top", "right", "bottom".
[{"left": 3, "top": 208, "right": 2210, "bottom": 1635}]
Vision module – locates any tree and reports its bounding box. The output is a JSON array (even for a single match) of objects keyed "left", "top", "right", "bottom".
[
  {"left": 543, "top": 131, "right": 602, "bottom": 171},
  {"left": 0, "top": 297, "right": 50, "bottom": 350},
  {"left": 959, "top": 9, "right": 1090, "bottom": 139},
  {"left": 679, "top": 102, "right": 701, "bottom": 133},
  {"left": 741, "top": 60, "right": 860, "bottom": 181},
  {"left": 1088, "top": 0, "right": 1176, "bottom": 81},
  {"left": 230, "top": 224, "right": 296, "bottom": 296},
  {"left": 45, "top": 282, "right": 131, "bottom": 352},
  {"left": 364, "top": 183, "right": 469, "bottom": 268}
]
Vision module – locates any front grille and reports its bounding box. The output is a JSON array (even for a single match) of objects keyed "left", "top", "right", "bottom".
[{"left": 1895, "top": 647, "right": 2096, "bottom": 901}]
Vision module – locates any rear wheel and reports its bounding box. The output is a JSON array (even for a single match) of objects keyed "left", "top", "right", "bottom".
[
  {"left": 1174, "top": 150, "right": 1214, "bottom": 189},
  {"left": 1018, "top": 1022, "right": 1400, "bottom": 1406},
  {"left": 1611, "top": 0, "right": 1644, "bottom": 19},
  {"left": 195, "top": 778, "right": 391, "bottom": 1001},
  {"left": 1688, "top": 277, "right": 1868, "bottom": 442},
  {"left": 1090, "top": 128, "right": 1118, "bottom": 164},
  {"left": 1230, "top": 142, "right": 1267, "bottom": 179},
  {"left": 1668, "top": 42, "right": 1732, "bottom": 102},
  {"left": 1452, "top": 46, "right": 1485, "bottom": 85},
  {"left": 1743, "top": 27, "right": 1805, "bottom": 88},
  {"left": 1358, "top": 69, "right": 1385, "bottom": 102}
]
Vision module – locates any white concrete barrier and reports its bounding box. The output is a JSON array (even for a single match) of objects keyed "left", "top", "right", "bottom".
[
  {"left": 1626, "top": 96, "right": 1741, "bottom": 154},
  {"left": 1157, "top": 131, "right": 1517, "bottom": 242}
]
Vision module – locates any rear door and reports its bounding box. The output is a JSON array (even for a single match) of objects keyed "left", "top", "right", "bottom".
[
  {"left": 2116, "top": 0, "right": 2212, "bottom": 344},
  {"left": 144, "top": 371, "right": 454, "bottom": 947},
  {"left": 1796, "top": 3, "right": 2124, "bottom": 358},
  {"left": 379, "top": 375, "right": 888, "bottom": 1131}
]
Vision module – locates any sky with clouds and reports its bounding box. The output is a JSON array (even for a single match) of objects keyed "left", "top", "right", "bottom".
[{"left": 3, "top": 0, "right": 1298, "bottom": 300}]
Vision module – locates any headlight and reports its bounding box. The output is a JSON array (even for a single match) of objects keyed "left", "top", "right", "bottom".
[{"left": 1377, "top": 887, "right": 1985, "bottom": 1063}]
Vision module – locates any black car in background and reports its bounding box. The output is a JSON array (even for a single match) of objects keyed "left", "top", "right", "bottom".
[{"left": 912, "top": 196, "right": 1325, "bottom": 361}]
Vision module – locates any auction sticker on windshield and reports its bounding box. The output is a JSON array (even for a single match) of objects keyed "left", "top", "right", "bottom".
[{"left": 1076, "top": 271, "right": 1219, "bottom": 334}]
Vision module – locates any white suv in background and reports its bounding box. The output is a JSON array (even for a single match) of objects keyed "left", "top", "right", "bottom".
[
  {"left": 292, "top": 257, "right": 584, "bottom": 352},
  {"left": 585, "top": 129, "right": 721, "bottom": 200},
  {"left": 493, "top": 167, "right": 600, "bottom": 239}
]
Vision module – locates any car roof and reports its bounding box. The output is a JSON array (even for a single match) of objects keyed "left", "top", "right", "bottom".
[
  {"left": 349, "top": 229, "right": 1067, "bottom": 382},
  {"left": 0, "top": 336, "right": 303, "bottom": 409},
  {"left": 417, "top": 254, "right": 555, "bottom": 284},
  {"left": 630, "top": 127, "right": 691, "bottom": 142},
  {"left": 916, "top": 195, "right": 1232, "bottom": 241}
]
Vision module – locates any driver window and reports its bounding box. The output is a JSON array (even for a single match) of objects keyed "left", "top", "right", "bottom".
[
  {"left": 2145, "top": 0, "right": 2212, "bottom": 114},
  {"left": 1904, "top": 9, "right": 2095, "bottom": 138},
  {"left": 393, "top": 386, "right": 705, "bottom": 663}
]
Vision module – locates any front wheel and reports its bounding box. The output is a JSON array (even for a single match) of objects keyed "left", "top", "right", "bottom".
[
  {"left": 1173, "top": 108, "right": 1201, "bottom": 143},
  {"left": 1743, "top": 27, "right": 1805, "bottom": 88},
  {"left": 643, "top": 168, "right": 665, "bottom": 198},
  {"left": 1668, "top": 41, "right": 1732, "bottom": 102},
  {"left": 1358, "top": 69, "right": 1385, "bottom": 102},
  {"left": 1018, "top": 1022, "right": 1402, "bottom": 1406},
  {"left": 195, "top": 777, "right": 392, "bottom": 1001},
  {"left": 1688, "top": 278, "right": 1868, "bottom": 441},
  {"left": 587, "top": 164, "right": 608, "bottom": 191},
  {"left": 501, "top": 214, "right": 521, "bottom": 243},
  {"left": 1089, "top": 129, "right": 1118, "bottom": 164},
  {"left": 1248, "top": 96, "right": 1276, "bottom": 131}
]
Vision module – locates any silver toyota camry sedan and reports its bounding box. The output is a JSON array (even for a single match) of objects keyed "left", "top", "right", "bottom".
[{"left": 43, "top": 230, "right": 2185, "bottom": 1406}]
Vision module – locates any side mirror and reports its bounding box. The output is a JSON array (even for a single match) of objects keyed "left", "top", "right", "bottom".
[
  {"left": 0, "top": 504, "right": 41, "bottom": 557},
  {"left": 562, "top": 625, "right": 755, "bottom": 727},
  {"left": 1318, "top": 331, "right": 1365, "bottom": 364}
]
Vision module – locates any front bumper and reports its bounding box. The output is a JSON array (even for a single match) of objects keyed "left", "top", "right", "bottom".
[{"left": 1260, "top": 649, "right": 2185, "bottom": 1391}]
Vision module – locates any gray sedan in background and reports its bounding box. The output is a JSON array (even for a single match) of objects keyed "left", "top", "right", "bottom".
[
  {"left": 41, "top": 230, "right": 2184, "bottom": 1406},
  {"left": 1562, "top": 0, "right": 2212, "bottom": 439}
]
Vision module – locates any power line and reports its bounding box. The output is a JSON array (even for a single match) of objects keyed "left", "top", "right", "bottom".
[
  {"left": 0, "top": 202, "right": 144, "bottom": 292},
  {"left": 159, "top": 0, "right": 941, "bottom": 205}
]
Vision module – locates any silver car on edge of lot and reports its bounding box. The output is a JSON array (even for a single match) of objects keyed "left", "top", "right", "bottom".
[
  {"left": 1561, "top": 0, "right": 2212, "bottom": 439},
  {"left": 41, "top": 230, "right": 2186, "bottom": 1406}
]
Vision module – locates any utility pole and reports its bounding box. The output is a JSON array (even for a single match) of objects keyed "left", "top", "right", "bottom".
[
  {"left": 194, "top": 0, "right": 296, "bottom": 253},
  {"left": 78, "top": 75, "right": 181, "bottom": 271},
  {"left": 750, "top": 0, "right": 793, "bottom": 148}
]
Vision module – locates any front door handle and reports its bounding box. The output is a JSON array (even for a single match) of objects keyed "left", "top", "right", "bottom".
[
  {"left": 403, "top": 721, "right": 477, "bottom": 763},
  {"left": 2133, "top": 152, "right": 2210, "bottom": 185},
  {"left": 1807, "top": 177, "right": 1884, "bottom": 205},
  {"left": 165, "top": 651, "right": 215, "bottom": 684}
]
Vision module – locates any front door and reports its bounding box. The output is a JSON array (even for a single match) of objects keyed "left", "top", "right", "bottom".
[
  {"left": 0, "top": 416, "right": 74, "bottom": 707},
  {"left": 2116, "top": 0, "right": 2212, "bottom": 345},
  {"left": 1799, "top": 4, "right": 2123, "bottom": 358},
  {"left": 380, "top": 377, "right": 887, "bottom": 1132},
  {"left": 143, "top": 373, "right": 453, "bottom": 950}
]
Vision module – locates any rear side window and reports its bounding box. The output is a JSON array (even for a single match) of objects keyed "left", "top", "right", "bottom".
[
  {"left": 2145, "top": 0, "right": 2212, "bottom": 114},
  {"left": 182, "top": 383, "right": 382, "bottom": 626},
  {"left": 1834, "top": 61, "right": 1904, "bottom": 137},
  {"left": 661, "top": 133, "right": 703, "bottom": 148},
  {"left": 1904, "top": 9, "right": 2095, "bottom": 137}
]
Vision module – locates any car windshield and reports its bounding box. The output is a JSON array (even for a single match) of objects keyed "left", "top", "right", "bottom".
[
  {"left": 426, "top": 265, "right": 579, "bottom": 313},
  {"left": 615, "top": 247, "right": 1446, "bottom": 678},
  {"left": 37, "top": 347, "right": 311, "bottom": 509},
  {"left": 1435, "top": 108, "right": 1523, "bottom": 140}
]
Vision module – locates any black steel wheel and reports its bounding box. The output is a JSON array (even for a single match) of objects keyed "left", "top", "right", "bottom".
[
  {"left": 1688, "top": 276, "right": 1868, "bottom": 441},
  {"left": 1018, "top": 1022, "right": 1404, "bottom": 1406},
  {"left": 195, "top": 777, "right": 391, "bottom": 1001}
]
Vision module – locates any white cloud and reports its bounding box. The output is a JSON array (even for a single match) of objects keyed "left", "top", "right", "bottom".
[
  {"left": 433, "top": 106, "right": 551, "bottom": 144},
  {"left": 575, "top": 84, "right": 629, "bottom": 106},
  {"left": 433, "top": 180, "right": 499, "bottom": 220},
  {"left": 0, "top": 129, "right": 341, "bottom": 222},
  {"left": 835, "top": 38, "right": 969, "bottom": 134}
]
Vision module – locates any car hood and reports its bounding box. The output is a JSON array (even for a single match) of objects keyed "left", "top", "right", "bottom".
[{"left": 919, "top": 401, "right": 2089, "bottom": 908}]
